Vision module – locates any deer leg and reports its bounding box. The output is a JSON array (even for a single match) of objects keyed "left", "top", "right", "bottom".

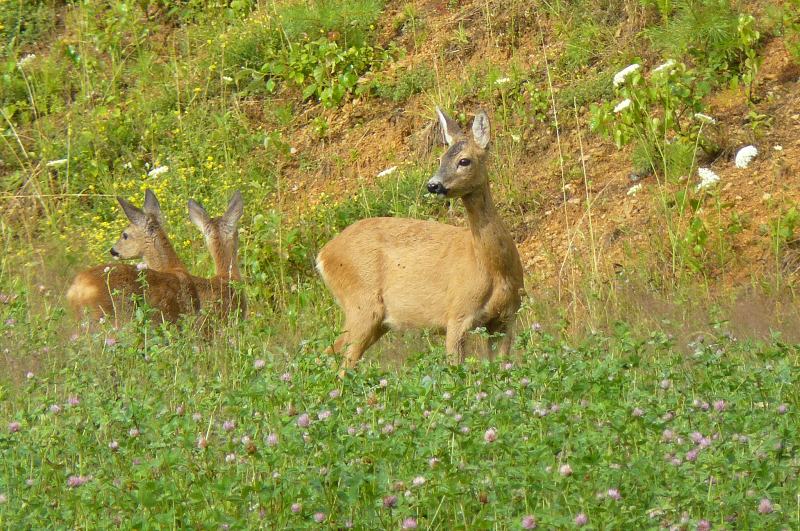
[
  {"left": 342, "top": 320, "right": 385, "bottom": 369},
  {"left": 445, "top": 317, "right": 474, "bottom": 365},
  {"left": 494, "top": 318, "right": 516, "bottom": 358}
]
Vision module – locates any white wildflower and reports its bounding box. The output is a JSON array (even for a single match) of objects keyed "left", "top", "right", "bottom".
[
  {"left": 613, "top": 99, "right": 632, "bottom": 113},
  {"left": 495, "top": 77, "right": 511, "bottom": 85},
  {"left": 17, "top": 54, "right": 36, "bottom": 69},
  {"left": 627, "top": 183, "right": 643, "bottom": 196},
  {"left": 693, "top": 113, "right": 716, "bottom": 124},
  {"left": 147, "top": 166, "right": 169, "bottom": 177},
  {"left": 377, "top": 166, "right": 397, "bottom": 178},
  {"left": 222, "top": 76, "right": 233, "bottom": 83},
  {"left": 696, "top": 167, "right": 720, "bottom": 191},
  {"left": 734, "top": 145, "right": 758, "bottom": 168},
  {"left": 289, "top": 147, "right": 298, "bottom": 155},
  {"left": 613, "top": 64, "right": 640, "bottom": 87},
  {"left": 773, "top": 145, "right": 783, "bottom": 151},
  {"left": 46, "top": 159, "right": 68, "bottom": 168},
  {"left": 652, "top": 59, "right": 676, "bottom": 75}
]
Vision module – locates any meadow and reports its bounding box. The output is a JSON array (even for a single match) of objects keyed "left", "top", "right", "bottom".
[{"left": 2, "top": 0, "right": 800, "bottom": 528}]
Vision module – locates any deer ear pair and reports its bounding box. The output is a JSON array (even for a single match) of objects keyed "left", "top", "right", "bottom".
[{"left": 436, "top": 108, "right": 490, "bottom": 150}]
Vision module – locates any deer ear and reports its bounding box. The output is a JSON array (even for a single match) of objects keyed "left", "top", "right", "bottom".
[
  {"left": 188, "top": 199, "right": 212, "bottom": 234},
  {"left": 117, "top": 196, "right": 147, "bottom": 227},
  {"left": 221, "top": 191, "right": 244, "bottom": 234},
  {"left": 472, "top": 110, "right": 490, "bottom": 149},
  {"left": 142, "top": 189, "right": 166, "bottom": 225},
  {"left": 436, "top": 107, "right": 462, "bottom": 147}
]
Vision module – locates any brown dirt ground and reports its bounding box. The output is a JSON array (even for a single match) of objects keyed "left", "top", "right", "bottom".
[{"left": 268, "top": 1, "right": 800, "bottom": 295}]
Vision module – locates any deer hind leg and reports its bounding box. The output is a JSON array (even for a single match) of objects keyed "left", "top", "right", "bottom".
[
  {"left": 445, "top": 317, "right": 476, "bottom": 365},
  {"left": 489, "top": 317, "right": 516, "bottom": 359},
  {"left": 339, "top": 298, "right": 387, "bottom": 370}
]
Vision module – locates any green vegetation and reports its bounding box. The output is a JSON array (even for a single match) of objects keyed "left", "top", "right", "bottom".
[{"left": 1, "top": 0, "right": 799, "bottom": 526}]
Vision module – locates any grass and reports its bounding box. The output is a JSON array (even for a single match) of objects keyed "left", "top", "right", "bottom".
[
  {"left": 2, "top": 0, "right": 800, "bottom": 526},
  {"left": 1, "top": 309, "right": 798, "bottom": 528}
]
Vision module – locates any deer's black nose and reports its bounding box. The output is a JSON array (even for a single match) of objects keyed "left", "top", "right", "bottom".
[
  {"left": 427, "top": 181, "right": 446, "bottom": 195},
  {"left": 110, "top": 248, "right": 119, "bottom": 257}
]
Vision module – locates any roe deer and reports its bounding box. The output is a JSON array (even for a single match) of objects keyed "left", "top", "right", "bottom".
[
  {"left": 66, "top": 190, "right": 199, "bottom": 324},
  {"left": 316, "top": 108, "right": 524, "bottom": 369},
  {"left": 187, "top": 191, "right": 247, "bottom": 321}
]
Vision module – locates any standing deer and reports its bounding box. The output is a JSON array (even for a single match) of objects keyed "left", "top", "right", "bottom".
[
  {"left": 187, "top": 191, "right": 247, "bottom": 321},
  {"left": 66, "top": 190, "right": 199, "bottom": 324},
  {"left": 316, "top": 108, "right": 524, "bottom": 369}
]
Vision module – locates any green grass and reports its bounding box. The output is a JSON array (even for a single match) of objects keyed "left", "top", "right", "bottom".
[
  {"left": 2, "top": 0, "right": 800, "bottom": 527},
  {"left": 1, "top": 306, "right": 798, "bottom": 527}
]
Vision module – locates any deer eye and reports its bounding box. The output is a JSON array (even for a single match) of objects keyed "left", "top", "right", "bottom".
[
  {"left": 458, "top": 158, "right": 471, "bottom": 167},
  {"left": 122, "top": 233, "right": 128, "bottom": 240}
]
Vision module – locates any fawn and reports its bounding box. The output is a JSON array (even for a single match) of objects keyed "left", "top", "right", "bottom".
[
  {"left": 66, "top": 190, "right": 198, "bottom": 325},
  {"left": 316, "top": 108, "right": 524, "bottom": 370},
  {"left": 187, "top": 191, "right": 247, "bottom": 321}
]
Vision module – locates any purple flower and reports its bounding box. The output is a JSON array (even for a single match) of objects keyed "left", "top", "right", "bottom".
[
  {"left": 777, "top": 403, "right": 788, "bottom": 414},
  {"left": 222, "top": 420, "right": 235, "bottom": 432},
  {"left": 0, "top": 493, "right": 6, "bottom": 504},
  {"left": 67, "top": 395, "right": 80, "bottom": 406},
  {"left": 660, "top": 379, "right": 671, "bottom": 389},
  {"left": 280, "top": 372, "right": 292, "bottom": 382},
  {"left": 104, "top": 337, "right": 117, "bottom": 347},
  {"left": 329, "top": 389, "right": 340, "bottom": 399},
  {"left": 254, "top": 359, "right": 266, "bottom": 370},
  {"left": 504, "top": 389, "right": 515, "bottom": 398},
  {"left": 401, "top": 517, "right": 417, "bottom": 529},
  {"left": 67, "top": 475, "right": 91, "bottom": 488},
  {"left": 412, "top": 476, "right": 425, "bottom": 487},
  {"left": 713, "top": 400, "right": 726, "bottom": 412},
  {"left": 460, "top": 426, "right": 470, "bottom": 434},
  {"left": 383, "top": 495, "right": 397, "bottom": 508},
  {"left": 521, "top": 515, "right": 537, "bottom": 529},
  {"left": 476, "top": 391, "right": 488, "bottom": 401},
  {"left": 632, "top": 407, "right": 644, "bottom": 417},
  {"left": 428, "top": 457, "right": 440, "bottom": 468},
  {"left": 25, "top": 371, "right": 34, "bottom": 380},
  {"left": 196, "top": 436, "right": 208, "bottom": 449},
  {"left": 8, "top": 421, "right": 20, "bottom": 433},
  {"left": 662, "top": 429, "right": 676, "bottom": 442},
  {"left": 267, "top": 433, "right": 279, "bottom": 446},
  {"left": 559, "top": 464, "right": 573, "bottom": 477},
  {"left": 109, "top": 440, "right": 119, "bottom": 451},
  {"left": 382, "top": 423, "right": 395, "bottom": 435},
  {"left": 175, "top": 405, "right": 185, "bottom": 415},
  {"left": 502, "top": 362, "right": 513, "bottom": 370},
  {"left": 379, "top": 378, "right": 388, "bottom": 388},
  {"left": 690, "top": 432, "right": 704, "bottom": 444},
  {"left": 686, "top": 449, "right": 699, "bottom": 462},
  {"left": 484, "top": 427, "right": 497, "bottom": 443},
  {"left": 696, "top": 519, "right": 711, "bottom": 531},
  {"left": 129, "top": 427, "right": 140, "bottom": 438},
  {"left": 49, "top": 404, "right": 61, "bottom": 414},
  {"left": 192, "top": 412, "right": 202, "bottom": 422},
  {"left": 313, "top": 512, "right": 326, "bottom": 523},
  {"left": 291, "top": 502, "right": 302, "bottom": 514},
  {"left": 574, "top": 513, "right": 588, "bottom": 527},
  {"left": 758, "top": 498, "right": 773, "bottom": 514},
  {"left": 520, "top": 377, "right": 530, "bottom": 387},
  {"left": 318, "top": 410, "right": 332, "bottom": 421},
  {"left": 442, "top": 392, "right": 451, "bottom": 400},
  {"left": 297, "top": 413, "right": 311, "bottom": 428},
  {"left": 225, "top": 453, "right": 236, "bottom": 463},
  {"left": 347, "top": 426, "right": 357, "bottom": 436},
  {"left": 607, "top": 488, "right": 621, "bottom": 500}
]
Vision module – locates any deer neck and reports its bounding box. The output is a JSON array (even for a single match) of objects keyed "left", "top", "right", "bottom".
[
  {"left": 461, "top": 181, "right": 515, "bottom": 276},
  {"left": 212, "top": 242, "right": 241, "bottom": 281},
  {"left": 144, "top": 232, "right": 186, "bottom": 272}
]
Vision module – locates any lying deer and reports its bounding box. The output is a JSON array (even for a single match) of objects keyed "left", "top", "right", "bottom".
[
  {"left": 187, "top": 191, "right": 247, "bottom": 321},
  {"left": 317, "top": 108, "right": 524, "bottom": 369},
  {"left": 66, "top": 190, "right": 199, "bottom": 324}
]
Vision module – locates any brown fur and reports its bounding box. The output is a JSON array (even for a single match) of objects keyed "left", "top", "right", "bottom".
[
  {"left": 66, "top": 190, "right": 195, "bottom": 325},
  {"left": 317, "top": 109, "right": 524, "bottom": 369},
  {"left": 187, "top": 191, "right": 247, "bottom": 322}
]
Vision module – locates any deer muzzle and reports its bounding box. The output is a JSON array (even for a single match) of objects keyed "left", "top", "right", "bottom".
[{"left": 427, "top": 179, "right": 447, "bottom": 196}]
